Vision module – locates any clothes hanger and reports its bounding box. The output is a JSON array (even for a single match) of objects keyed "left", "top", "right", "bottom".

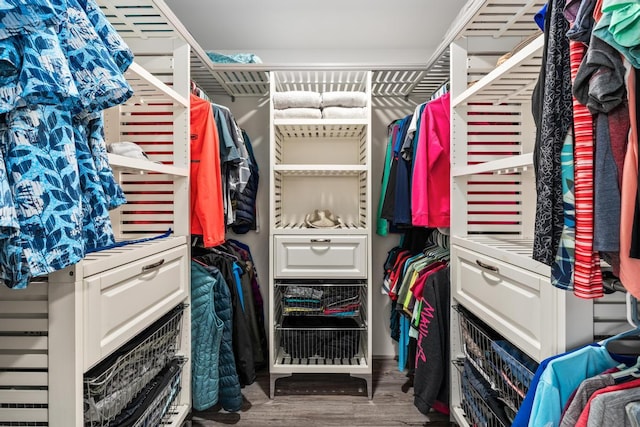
[
  {"left": 191, "top": 257, "right": 209, "bottom": 268},
  {"left": 600, "top": 293, "right": 640, "bottom": 356},
  {"left": 191, "top": 238, "right": 240, "bottom": 262},
  {"left": 610, "top": 356, "right": 640, "bottom": 379}
]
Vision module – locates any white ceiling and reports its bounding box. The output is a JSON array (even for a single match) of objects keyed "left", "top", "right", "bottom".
[{"left": 164, "top": 0, "right": 468, "bottom": 66}]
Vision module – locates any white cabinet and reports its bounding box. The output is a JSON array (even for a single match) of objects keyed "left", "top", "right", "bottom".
[
  {"left": 274, "top": 235, "right": 367, "bottom": 279},
  {"left": 82, "top": 241, "right": 188, "bottom": 371},
  {"left": 268, "top": 70, "right": 373, "bottom": 398}
]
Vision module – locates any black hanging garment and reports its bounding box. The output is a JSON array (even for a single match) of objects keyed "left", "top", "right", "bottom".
[{"left": 532, "top": 0, "right": 573, "bottom": 265}]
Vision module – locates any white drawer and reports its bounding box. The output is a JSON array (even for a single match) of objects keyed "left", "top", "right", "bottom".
[
  {"left": 83, "top": 245, "right": 188, "bottom": 371},
  {"left": 274, "top": 235, "right": 367, "bottom": 278},
  {"left": 452, "top": 245, "right": 552, "bottom": 361}
]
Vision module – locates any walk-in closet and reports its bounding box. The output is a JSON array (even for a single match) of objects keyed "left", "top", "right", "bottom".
[{"left": 2, "top": 0, "right": 640, "bottom": 426}]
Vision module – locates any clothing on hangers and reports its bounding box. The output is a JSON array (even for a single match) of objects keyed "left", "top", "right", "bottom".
[{"left": 190, "top": 93, "right": 226, "bottom": 247}]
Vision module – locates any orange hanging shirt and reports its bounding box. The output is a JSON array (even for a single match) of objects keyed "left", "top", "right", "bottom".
[{"left": 190, "top": 94, "right": 225, "bottom": 247}]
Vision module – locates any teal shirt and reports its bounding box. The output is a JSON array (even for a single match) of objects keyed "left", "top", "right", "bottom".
[
  {"left": 376, "top": 124, "right": 397, "bottom": 235},
  {"left": 527, "top": 345, "right": 618, "bottom": 427}
]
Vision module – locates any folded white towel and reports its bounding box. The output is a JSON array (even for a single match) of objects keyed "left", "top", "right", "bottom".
[
  {"left": 272, "top": 91, "right": 321, "bottom": 109},
  {"left": 274, "top": 108, "right": 322, "bottom": 119},
  {"left": 321, "top": 91, "right": 368, "bottom": 108},
  {"left": 322, "top": 107, "right": 367, "bottom": 119}
]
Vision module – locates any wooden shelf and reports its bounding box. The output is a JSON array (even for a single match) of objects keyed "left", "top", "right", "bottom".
[
  {"left": 274, "top": 118, "right": 368, "bottom": 127},
  {"left": 452, "top": 152, "right": 533, "bottom": 176},
  {"left": 125, "top": 62, "right": 189, "bottom": 107},
  {"left": 108, "top": 153, "right": 189, "bottom": 177},
  {"left": 452, "top": 34, "right": 544, "bottom": 107},
  {"left": 274, "top": 165, "right": 367, "bottom": 175},
  {"left": 451, "top": 235, "right": 550, "bottom": 276}
]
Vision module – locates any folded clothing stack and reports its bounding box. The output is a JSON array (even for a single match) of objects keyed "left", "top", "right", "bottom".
[
  {"left": 272, "top": 91, "right": 321, "bottom": 119},
  {"left": 321, "top": 91, "right": 367, "bottom": 119},
  {"left": 322, "top": 288, "right": 360, "bottom": 316},
  {"left": 271, "top": 91, "right": 368, "bottom": 120},
  {"left": 282, "top": 286, "right": 323, "bottom": 315}
]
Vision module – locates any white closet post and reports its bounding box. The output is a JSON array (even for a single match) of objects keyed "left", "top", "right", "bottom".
[
  {"left": 48, "top": 266, "right": 84, "bottom": 427},
  {"left": 450, "top": 39, "right": 470, "bottom": 237},
  {"left": 449, "top": 37, "right": 470, "bottom": 426}
]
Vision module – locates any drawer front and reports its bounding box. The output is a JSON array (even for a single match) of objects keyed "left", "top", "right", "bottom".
[
  {"left": 274, "top": 235, "right": 367, "bottom": 278},
  {"left": 452, "top": 245, "right": 552, "bottom": 361},
  {"left": 83, "top": 245, "right": 188, "bottom": 371}
]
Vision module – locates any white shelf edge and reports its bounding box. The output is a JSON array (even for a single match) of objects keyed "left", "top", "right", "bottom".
[
  {"left": 274, "top": 119, "right": 369, "bottom": 127},
  {"left": 452, "top": 34, "right": 544, "bottom": 107},
  {"left": 451, "top": 235, "right": 551, "bottom": 276},
  {"left": 452, "top": 152, "right": 533, "bottom": 176},
  {"left": 108, "top": 153, "right": 189, "bottom": 177},
  {"left": 272, "top": 228, "right": 369, "bottom": 235},
  {"left": 126, "top": 62, "right": 189, "bottom": 107},
  {"left": 82, "top": 235, "right": 187, "bottom": 278},
  {"left": 274, "top": 165, "right": 367, "bottom": 172}
]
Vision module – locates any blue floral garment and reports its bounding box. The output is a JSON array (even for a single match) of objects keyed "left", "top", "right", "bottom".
[
  {"left": 85, "top": 113, "right": 126, "bottom": 210},
  {"left": 0, "top": 0, "right": 59, "bottom": 40},
  {"left": 0, "top": 36, "right": 19, "bottom": 113},
  {"left": 0, "top": 105, "right": 84, "bottom": 289},
  {"left": 0, "top": 147, "right": 18, "bottom": 241},
  {"left": 54, "top": 0, "right": 133, "bottom": 114},
  {"left": 1, "top": 28, "right": 79, "bottom": 113},
  {"left": 0, "top": 34, "right": 19, "bottom": 85},
  {"left": 79, "top": 0, "right": 134, "bottom": 72},
  {"left": 73, "top": 113, "right": 116, "bottom": 251},
  {"left": 19, "top": 26, "right": 79, "bottom": 108}
]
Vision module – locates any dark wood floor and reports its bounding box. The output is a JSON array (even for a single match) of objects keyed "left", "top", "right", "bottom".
[{"left": 189, "top": 358, "right": 454, "bottom": 426}]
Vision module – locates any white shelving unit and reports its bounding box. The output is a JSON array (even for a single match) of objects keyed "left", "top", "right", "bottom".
[
  {"left": 0, "top": 2, "right": 195, "bottom": 425},
  {"left": 268, "top": 70, "right": 373, "bottom": 398}
]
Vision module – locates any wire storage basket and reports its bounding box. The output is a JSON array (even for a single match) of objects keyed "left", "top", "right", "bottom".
[
  {"left": 455, "top": 359, "right": 510, "bottom": 427},
  {"left": 275, "top": 280, "right": 366, "bottom": 318},
  {"left": 279, "top": 315, "right": 365, "bottom": 360},
  {"left": 455, "top": 305, "right": 537, "bottom": 412},
  {"left": 274, "top": 280, "right": 367, "bottom": 363},
  {"left": 83, "top": 304, "right": 185, "bottom": 426},
  {"left": 131, "top": 357, "right": 185, "bottom": 427}
]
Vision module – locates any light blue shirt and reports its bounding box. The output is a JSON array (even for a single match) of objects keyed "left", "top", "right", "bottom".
[{"left": 528, "top": 345, "right": 619, "bottom": 427}]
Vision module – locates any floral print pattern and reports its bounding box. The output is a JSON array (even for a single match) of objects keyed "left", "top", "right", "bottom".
[{"left": 0, "top": 0, "right": 133, "bottom": 288}]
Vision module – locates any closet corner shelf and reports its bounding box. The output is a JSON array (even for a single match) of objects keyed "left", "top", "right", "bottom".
[
  {"left": 452, "top": 153, "right": 533, "bottom": 177},
  {"left": 124, "top": 62, "right": 189, "bottom": 107},
  {"left": 108, "top": 153, "right": 189, "bottom": 177},
  {"left": 451, "top": 235, "right": 550, "bottom": 276},
  {"left": 451, "top": 34, "right": 544, "bottom": 107},
  {"left": 274, "top": 165, "right": 367, "bottom": 175}
]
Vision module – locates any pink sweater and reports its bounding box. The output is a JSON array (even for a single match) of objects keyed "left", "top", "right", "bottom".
[{"left": 411, "top": 92, "right": 451, "bottom": 227}]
